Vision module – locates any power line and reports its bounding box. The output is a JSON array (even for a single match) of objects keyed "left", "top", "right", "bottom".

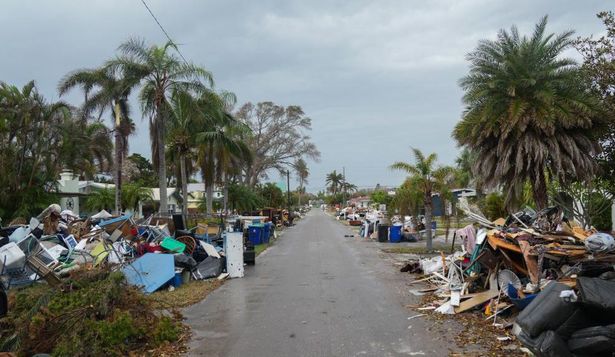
[{"left": 139, "top": 0, "right": 189, "bottom": 64}]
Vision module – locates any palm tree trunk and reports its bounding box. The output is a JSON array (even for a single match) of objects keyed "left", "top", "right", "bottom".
[
  {"left": 222, "top": 173, "right": 228, "bottom": 216},
  {"left": 298, "top": 178, "right": 303, "bottom": 206},
  {"left": 533, "top": 170, "right": 548, "bottom": 210},
  {"left": 425, "top": 191, "right": 433, "bottom": 251},
  {"left": 114, "top": 102, "right": 122, "bottom": 215},
  {"left": 157, "top": 108, "right": 168, "bottom": 215},
  {"left": 444, "top": 211, "right": 451, "bottom": 243},
  {"left": 180, "top": 150, "right": 188, "bottom": 220},
  {"left": 206, "top": 184, "right": 214, "bottom": 216}
]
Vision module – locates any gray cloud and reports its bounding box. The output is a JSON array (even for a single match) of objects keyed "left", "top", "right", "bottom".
[{"left": 1, "top": 0, "right": 610, "bottom": 191}]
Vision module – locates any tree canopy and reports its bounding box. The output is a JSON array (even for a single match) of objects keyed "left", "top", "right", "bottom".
[{"left": 454, "top": 16, "right": 602, "bottom": 209}]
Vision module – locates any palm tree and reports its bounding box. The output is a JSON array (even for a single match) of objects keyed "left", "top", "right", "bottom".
[
  {"left": 325, "top": 170, "right": 344, "bottom": 195},
  {"left": 58, "top": 119, "right": 113, "bottom": 179},
  {"left": 121, "top": 183, "right": 153, "bottom": 216},
  {"left": 227, "top": 183, "right": 263, "bottom": 212},
  {"left": 453, "top": 16, "right": 601, "bottom": 209},
  {"left": 86, "top": 188, "right": 115, "bottom": 212},
  {"left": 167, "top": 89, "right": 199, "bottom": 218},
  {"left": 454, "top": 148, "right": 476, "bottom": 189},
  {"left": 341, "top": 181, "right": 357, "bottom": 193},
  {"left": 107, "top": 38, "right": 213, "bottom": 214},
  {"left": 294, "top": 159, "right": 309, "bottom": 206},
  {"left": 390, "top": 148, "right": 449, "bottom": 251},
  {"left": 196, "top": 91, "right": 252, "bottom": 215},
  {"left": 433, "top": 165, "right": 456, "bottom": 241},
  {"left": 58, "top": 67, "right": 138, "bottom": 214}
]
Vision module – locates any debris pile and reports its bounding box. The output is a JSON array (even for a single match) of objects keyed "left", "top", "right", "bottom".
[
  {"left": 401, "top": 199, "right": 615, "bottom": 356},
  {"left": 0, "top": 205, "right": 246, "bottom": 296},
  {"left": 0, "top": 205, "right": 271, "bottom": 354}
]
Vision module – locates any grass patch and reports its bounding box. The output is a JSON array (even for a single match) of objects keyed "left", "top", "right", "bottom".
[
  {"left": 382, "top": 245, "right": 459, "bottom": 255},
  {"left": 255, "top": 243, "right": 269, "bottom": 256},
  {"left": 149, "top": 279, "right": 224, "bottom": 309}
]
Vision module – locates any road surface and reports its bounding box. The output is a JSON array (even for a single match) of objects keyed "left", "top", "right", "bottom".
[{"left": 185, "top": 210, "right": 451, "bottom": 356}]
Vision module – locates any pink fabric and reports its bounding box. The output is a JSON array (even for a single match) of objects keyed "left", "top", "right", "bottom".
[{"left": 456, "top": 225, "right": 476, "bottom": 253}]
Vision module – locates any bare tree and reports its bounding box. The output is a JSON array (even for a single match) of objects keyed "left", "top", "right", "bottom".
[{"left": 235, "top": 102, "right": 320, "bottom": 186}]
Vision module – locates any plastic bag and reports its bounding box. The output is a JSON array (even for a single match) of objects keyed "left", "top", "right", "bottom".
[{"left": 584, "top": 233, "right": 615, "bottom": 253}]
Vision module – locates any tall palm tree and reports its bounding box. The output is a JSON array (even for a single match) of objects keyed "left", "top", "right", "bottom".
[
  {"left": 454, "top": 16, "right": 601, "bottom": 209},
  {"left": 167, "top": 89, "right": 199, "bottom": 218},
  {"left": 325, "top": 170, "right": 343, "bottom": 195},
  {"left": 294, "top": 159, "right": 309, "bottom": 206},
  {"left": 59, "top": 67, "right": 138, "bottom": 214},
  {"left": 391, "top": 148, "right": 449, "bottom": 251},
  {"left": 107, "top": 38, "right": 213, "bottom": 214},
  {"left": 196, "top": 91, "right": 252, "bottom": 215}
]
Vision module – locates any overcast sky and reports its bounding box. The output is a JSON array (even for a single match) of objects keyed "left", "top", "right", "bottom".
[{"left": 1, "top": 1, "right": 611, "bottom": 192}]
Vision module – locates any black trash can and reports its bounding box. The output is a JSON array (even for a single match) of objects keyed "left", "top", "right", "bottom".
[{"left": 377, "top": 224, "right": 389, "bottom": 242}]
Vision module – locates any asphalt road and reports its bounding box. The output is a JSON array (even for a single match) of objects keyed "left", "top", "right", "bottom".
[{"left": 185, "top": 210, "right": 450, "bottom": 356}]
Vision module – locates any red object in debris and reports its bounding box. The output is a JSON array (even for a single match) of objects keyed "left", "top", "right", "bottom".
[{"left": 136, "top": 243, "right": 163, "bottom": 256}]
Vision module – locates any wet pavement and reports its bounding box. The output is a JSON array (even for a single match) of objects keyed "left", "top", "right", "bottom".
[{"left": 185, "top": 210, "right": 452, "bottom": 356}]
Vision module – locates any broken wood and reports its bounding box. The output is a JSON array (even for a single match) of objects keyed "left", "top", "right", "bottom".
[
  {"left": 454, "top": 289, "right": 499, "bottom": 313},
  {"left": 407, "top": 276, "right": 432, "bottom": 285},
  {"left": 519, "top": 240, "right": 539, "bottom": 284}
]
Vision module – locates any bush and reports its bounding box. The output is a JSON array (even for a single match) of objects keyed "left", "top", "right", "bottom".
[
  {"left": 590, "top": 195, "right": 613, "bottom": 231},
  {"left": 0, "top": 270, "right": 183, "bottom": 356},
  {"left": 483, "top": 193, "right": 507, "bottom": 221}
]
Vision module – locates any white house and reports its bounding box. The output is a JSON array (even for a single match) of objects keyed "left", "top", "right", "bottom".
[{"left": 57, "top": 170, "right": 223, "bottom": 216}]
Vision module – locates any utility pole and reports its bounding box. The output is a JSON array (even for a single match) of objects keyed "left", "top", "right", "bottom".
[
  {"left": 343, "top": 166, "right": 346, "bottom": 207},
  {"left": 287, "top": 169, "right": 291, "bottom": 213}
]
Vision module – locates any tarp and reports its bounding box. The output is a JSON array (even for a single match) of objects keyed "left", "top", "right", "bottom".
[
  {"left": 568, "top": 324, "right": 615, "bottom": 355},
  {"left": 91, "top": 209, "right": 112, "bottom": 220},
  {"left": 515, "top": 282, "right": 577, "bottom": 338},
  {"left": 195, "top": 256, "right": 224, "bottom": 279},
  {"left": 577, "top": 277, "right": 615, "bottom": 312}
]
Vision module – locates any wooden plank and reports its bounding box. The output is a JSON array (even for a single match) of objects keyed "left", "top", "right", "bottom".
[
  {"left": 488, "top": 235, "right": 522, "bottom": 253},
  {"left": 454, "top": 289, "right": 500, "bottom": 313},
  {"left": 407, "top": 276, "right": 432, "bottom": 285},
  {"left": 498, "top": 249, "right": 528, "bottom": 275},
  {"left": 519, "top": 240, "right": 539, "bottom": 284}
]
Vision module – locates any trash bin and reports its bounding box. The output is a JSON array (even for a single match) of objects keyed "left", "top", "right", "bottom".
[
  {"left": 262, "top": 223, "right": 271, "bottom": 243},
  {"left": 390, "top": 224, "right": 402, "bottom": 243},
  {"left": 248, "top": 224, "right": 264, "bottom": 245},
  {"left": 377, "top": 224, "right": 389, "bottom": 242}
]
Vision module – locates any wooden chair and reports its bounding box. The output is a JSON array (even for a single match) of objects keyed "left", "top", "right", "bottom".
[{"left": 176, "top": 236, "right": 196, "bottom": 255}]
